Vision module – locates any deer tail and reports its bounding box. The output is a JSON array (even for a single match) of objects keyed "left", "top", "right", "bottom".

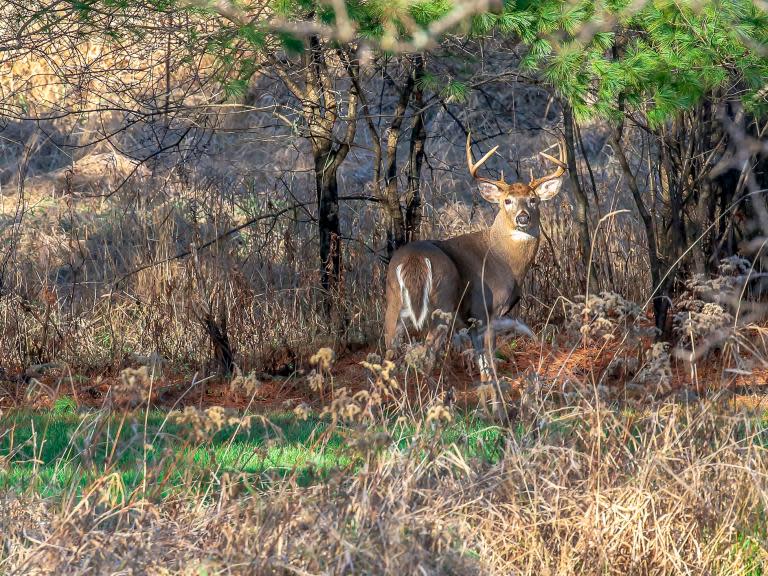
[{"left": 395, "top": 257, "right": 432, "bottom": 330}]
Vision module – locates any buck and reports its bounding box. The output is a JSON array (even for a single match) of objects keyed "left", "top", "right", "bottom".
[{"left": 384, "top": 134, "right": 566, "bottom": 380}]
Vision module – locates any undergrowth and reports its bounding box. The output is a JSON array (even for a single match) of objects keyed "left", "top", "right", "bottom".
[{"left": 3, "top": 342, "right": 768, "bottom": 574}]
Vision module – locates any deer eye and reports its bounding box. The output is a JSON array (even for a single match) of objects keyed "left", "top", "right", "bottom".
[
  {"left": 504, "top": 198, "right": 512, "bottom": 205},
  {"left": 528, "top": 196, "right": 539, "bottom": 206}
]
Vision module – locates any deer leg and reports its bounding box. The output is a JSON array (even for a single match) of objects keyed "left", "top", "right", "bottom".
[
  {"left": 485, "top": 325, "right": 498, "bottom": 381},
  {"left": 384, "top": 293, "right": 406, "bottom": 350},
  {"left": 470, "top": 326, "right": 494, "bottom": 382},
  {"left": 492, "top": 317, "right": 534, "bottom": 339}
]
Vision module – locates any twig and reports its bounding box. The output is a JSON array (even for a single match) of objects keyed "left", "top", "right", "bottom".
[{"left": 113, "top": 195, "right": 380, "bottom": 286}]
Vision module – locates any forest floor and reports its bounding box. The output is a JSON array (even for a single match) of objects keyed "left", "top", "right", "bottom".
[
  {"left": 3, "top": 336, "right": 768, "bottom": 413},
  {"left": 3, "top": 336, "right": 768, "bottom": 574}
]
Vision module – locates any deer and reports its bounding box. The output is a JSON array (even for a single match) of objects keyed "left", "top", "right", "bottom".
[{"left": 383, "top": 134, "right": 566, "bottom": 381}]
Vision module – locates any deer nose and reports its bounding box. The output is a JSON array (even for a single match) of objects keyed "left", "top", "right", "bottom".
[{"left": 516, "top": 211, "right": 530, "bottom": 227}]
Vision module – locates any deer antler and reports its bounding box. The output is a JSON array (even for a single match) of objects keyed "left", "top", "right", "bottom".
[
  {"left": 529, "top": 141, "right": 567, "bottom": 190},
  {"left": 466, "top": 133, "right": 506, "bottom": 187}
]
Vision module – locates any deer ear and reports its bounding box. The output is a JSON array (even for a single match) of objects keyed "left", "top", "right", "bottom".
[
  {"left": 477, "top": 182, "right": 504, "bottom": 204},
  {"left": 534, "top": 177, "right": 564, "bottom": 201}
]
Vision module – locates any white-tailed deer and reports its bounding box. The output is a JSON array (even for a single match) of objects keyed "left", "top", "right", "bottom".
[{"left": 384, "top": 134, "right": 566, "bottom": 380}]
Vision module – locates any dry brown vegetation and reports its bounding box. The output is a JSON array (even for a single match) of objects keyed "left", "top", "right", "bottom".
[
  {"left": 0, "top": 19, "right": 656, "bottom": 379},
  {"left": 3, "top": 276, "right": 768, "bottom": 573},
  {"left": 3, "top": 383, "right": 768, "bottom": 574},
  {"left": 2, "top": 4, "right": 768, "bottom": 574}
]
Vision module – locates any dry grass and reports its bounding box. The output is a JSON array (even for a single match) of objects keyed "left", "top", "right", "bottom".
[
  {"left": 2, "top": 237, "right": 767, "bottom": 573},
  {"left": 0, "top": 173, "right": 383, "bottom": 374},
  {"left": 0, "top": 161, "right": 649, "bottom": 379},
  {"left": 0, "top": 170, "right": 640, "bottom": 380},
  {"left": 2, "top": 389, "right": 768, "bottom": 575}
]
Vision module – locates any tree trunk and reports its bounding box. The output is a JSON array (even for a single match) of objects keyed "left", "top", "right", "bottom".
[
  {"left": 612, "top": 132, "right": 671, "bottom": 337},
  {"left": 314, "top": 146, "right": 341, "bottom": 297},
  {"left": 202, "top": 310, "right": 234, "bottom": 376},
  {"left": 405, "top": 55, "right": 426, "bottom": 243},
  {"left": 382, "top": 63, "right": 416, "bottom": 254},
  {"left": 563, "top": 103, "right": 597, "bottom": 291},
  {"left": 280, "top": 39, "right": 357, "bottom": 319},
  {"left": 658, "top": 125, "right": 687, "bottom": 277}
]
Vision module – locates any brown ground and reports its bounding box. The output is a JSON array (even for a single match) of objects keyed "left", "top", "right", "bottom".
[{"left": 3, "top": 336, "right": 768, "bottom": 412}]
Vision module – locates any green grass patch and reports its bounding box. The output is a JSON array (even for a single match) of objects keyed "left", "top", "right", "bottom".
[{"left": 0, "top": 408, "right": 503, "bottom": 501}]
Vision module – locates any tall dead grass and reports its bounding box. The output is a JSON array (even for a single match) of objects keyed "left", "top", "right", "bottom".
[
  {"left": 0, "top": 29, "right": 656, "bottom": 378},
  {"left": 0, "top": 144, "right": 650, "bottom": 378},
  {"left": 2, "top": 255, "right": 767, "bottom": 574},
  {"left": 2, "top": 391, "right": 767, "bottom": 574},
  {"left": 0, "top": 170, "right": 385, "bottom": 374}
]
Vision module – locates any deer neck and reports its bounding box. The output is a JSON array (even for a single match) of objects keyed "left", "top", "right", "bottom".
[{"left": 488, "top": 213, "right": 540, "bottom": 282}]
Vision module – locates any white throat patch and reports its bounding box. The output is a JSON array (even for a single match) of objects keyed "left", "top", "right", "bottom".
[{"left": 510, "top": 229, "right": 536, "bottom": 242}]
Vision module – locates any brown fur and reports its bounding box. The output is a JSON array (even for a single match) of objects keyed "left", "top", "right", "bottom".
[
  {"left": 384, "top": 243, "right": 459, "bottom": 348},
  {"left": 383, "top": 173, "right": 564, "bottom": 378}
]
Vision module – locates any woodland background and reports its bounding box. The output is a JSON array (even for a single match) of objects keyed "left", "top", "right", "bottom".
[
  {"left": 2, "top": 1, "right": 768, "bottom": 573},
  {"left": 0, "top": 0, "right": 765, "bottom": 376}
]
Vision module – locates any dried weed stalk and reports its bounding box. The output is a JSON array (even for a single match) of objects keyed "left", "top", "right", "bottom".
[{"left": 565, "top": 291, "right": 653, "bottom": 345}]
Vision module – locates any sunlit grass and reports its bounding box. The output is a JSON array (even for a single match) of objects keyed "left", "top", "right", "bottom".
[
  {"left": 0, "top": 408, "right": 503, "bottom": 499},
  {"left": 4, "top": 398, "right": 768, "bottom": 574}
]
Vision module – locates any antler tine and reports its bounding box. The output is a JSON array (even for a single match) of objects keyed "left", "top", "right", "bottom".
[
  {"left": 530, "top": 140, "right": 567, "bottom": 189},
  {"left": 537, "top": 152, "right": 567, "bottom": 168},
  {"left": 466, "top": 132, "right": 502, "bottom": 182}
]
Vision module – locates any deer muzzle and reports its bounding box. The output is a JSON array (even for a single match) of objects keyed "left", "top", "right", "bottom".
[{"left": 515, "top": 211, "right": 530, "bottom": 228}]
